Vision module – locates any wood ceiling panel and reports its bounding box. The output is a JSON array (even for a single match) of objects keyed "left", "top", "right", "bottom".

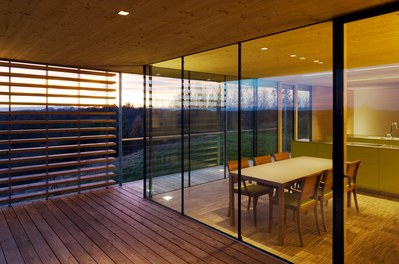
[{"left": 0, "top": 0, "right": 393, "bottom": 73}]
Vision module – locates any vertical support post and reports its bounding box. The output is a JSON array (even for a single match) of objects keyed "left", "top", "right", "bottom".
[
  {"left": 277, "top": 82, "right": 283, "bottom": 153},
  {"left": 118, "top": 72, "right": 123, "bottom": 186},
  {"left": 293, "top": 85, "right": 299, "bottom": 141},
  {"left": 181, "top": 57, "right": 185, "bottom": 215},
  {"left": 253, "top": 79, "right": 258, "bottom": 157},
  {"left": 143, "top": 66, "right": 147, "bottom": 198},
  {"left": 333, "top": 18, "right": 346, "bottom": 264},
  {"left": 237, "top": 42, "right": 242, "bottom": 240},
  {"left": 188, "top": 71, "right": 191, "bottom": 187},
  {"left": 223, "top": 76, "right": 227, "bottom": 179}
]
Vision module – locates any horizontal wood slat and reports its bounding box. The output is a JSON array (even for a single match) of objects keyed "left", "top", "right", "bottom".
[
  {"left": 1, "top": 111, "right": 116, "bottom": 116},
  {"left": 0, "top": 81, "right": 116, "bottom": 92},
  {"left": 0, "top": 127, "right": 116, "bottom": 135},
  {"left": 0, "top": 157, "right": 116, "bottom": 175},
  {"left": 0, "top": 142, "right": 116, "bottom": 155},
  {"left": 0, "top": 101, "right": 114, "bottom": 107},
  {"left": 0, "top": 91, "right": 115, "bottom": 100},
  {"left": 0, "top": 119, "right": 115, "bottom": 125},
  {"left": 0, "top": 149, "right": 116, "bottom": 165},
  {"left": 0, "top": 172, "right": 116, "bottom": 194},
  {"left": 0, "top": 59, "right": 117, "bottom": 205},
  {"left": 0, "top": 134, "right": 116, "bottom": 145},
  {"left": 0, "top": 165, "right": 116, "bottom": 185},
  {"left": 0, "top": 180, "right": 116, "bottom": 204},
  {"left": 0, "top": 72, "right": 116, "bottom": 85},
  {"left": 0, "top": 61, "right": 116, "bottom": 77}
]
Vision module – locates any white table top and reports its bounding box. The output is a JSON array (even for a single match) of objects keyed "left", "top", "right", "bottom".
[{"left": 231, "top": 156, "right": 332, "bottom": 187}]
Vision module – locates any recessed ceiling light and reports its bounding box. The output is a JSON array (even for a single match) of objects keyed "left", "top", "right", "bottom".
[
  {"left": 313, "top": 60, "right": 319, "bottom": 63},
  {"left": 290, "top": 54, "right": 297, "bottom": 58},
  {"left": 118, "top": 10, "right": 129, "bottom": 16},
  {"left": 318, "top": 61, "right": 323, "bottom": 64},
  {"left": 299, "top": 57, "right": 306, "bottom": 60},
  {"left": 260, "top": 47, "right": 268, "bottom": 51}
]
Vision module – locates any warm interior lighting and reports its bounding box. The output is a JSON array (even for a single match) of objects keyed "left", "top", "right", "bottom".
[
  {"left": 163, "top": 195, "right": 173, "bottom": 201},
  {"left": 290, "top": 54, "right": 297, "bottom": 57},
  {"left": 313, "top": 60, "right": 319, "bottom": 63},
  {"left": 118, "top": 10, "right": 129, "bottom": 16},
  {"left": 260, "top": 47, "right": 268, "bottom": 51},
  {"left": 318, "top": 62, "right": 323, "bottom": 64},
  {"left": 299, "top": 57, "right": 306, "bottom": 60}
]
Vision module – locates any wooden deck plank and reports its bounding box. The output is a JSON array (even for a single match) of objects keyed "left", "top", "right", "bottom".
[
  {"left": 23, "top": 205, "right": 79, "bottom": 264},
  {"left": 92, "top": 189, "right": 248, "bottom": 264},
  {"left": 0, "top": 242, "right": 6, "bottom": 264},
  {"left": 31, "top": 203, "right": 97, "bottom": 264},
  {"left": 40, "top": 201, "right": 113, "bottom": 264},
  {"left": 12, "top": 206, "right": 60, "bottom": 264},
  {"left": 120, "top": 185, "right": 280, "bottom": 264},
  {"left": 75, "top": 192, "right": 188, "bottom": 264},
  {"left": 49, "top": 199, "right": 135, "bottom": 264},
  {"left": 2, "top": 207, "right": 42, "bottom": 264},
  {"left": 66, "top": 194, "right": 169, "bottom": 264},
  {"left": 0, "top": 209, "right": 25, "bottom": 264},
  {"left": 0, "top": 180, "right": 284, "bottom": 264},
  {"left": 86, "top": 191, "right": 207, "bottom": 264},
  {"left": 84, "top": 189, "right": 205, "bottom": 263}
]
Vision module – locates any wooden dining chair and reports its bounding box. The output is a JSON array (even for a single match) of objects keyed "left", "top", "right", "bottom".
[
  {"left": 345, "top": 160, "right": 361, "bottom": 212},
  {"left": 274, "top": 152, "right": 290, "bottom": 161},
  {"left": 253, "top": 155, "right": 273, "bottom": 166},
  {"left": 319, "top": 169, "right": 333, "bottom": 232},
  {"left": 227, "top": 158, "right": 272, "bottom": 227},
  {"left": 269, "top": 172, "right": 322, "bottom": 246}
]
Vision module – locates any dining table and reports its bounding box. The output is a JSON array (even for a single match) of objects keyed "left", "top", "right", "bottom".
[{"left": 229, "top": 156, "right": 332, "bottom": 245}]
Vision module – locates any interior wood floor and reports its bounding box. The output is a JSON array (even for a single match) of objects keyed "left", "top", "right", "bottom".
[
  {"left": 0, "top": 182, "right": 284, "bottom": 264},
  {"left": 152, "top": 179, "right": 399, "bottom": 264}
]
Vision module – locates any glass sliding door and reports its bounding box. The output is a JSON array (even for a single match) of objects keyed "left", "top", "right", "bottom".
[
  {"left": 184, "top": 45, "right": 239, "bottom": 237},
  {"left": 145, "top": 61, "right": 183, "bottom": 212},
  {"left": 344, "top": 11, "right": 399, "bottom": 263},
  {"left": 241, "top": 22, "right": 333, "bottom": 262}
]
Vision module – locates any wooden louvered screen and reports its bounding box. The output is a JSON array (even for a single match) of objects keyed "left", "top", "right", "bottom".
[{"left": 0, "top": 60, "right": 117, "bottom": 205}]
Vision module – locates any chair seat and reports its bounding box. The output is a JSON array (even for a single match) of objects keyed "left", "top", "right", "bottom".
[
  {"left": 234, "top": 183, "right": 271, "bottom": 196},
  {"left": 283, "top": 192, "right": 316, "bottom": 209}
]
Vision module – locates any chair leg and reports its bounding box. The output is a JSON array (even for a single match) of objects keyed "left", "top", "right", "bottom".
[
  {"left": 296, "top": 210, "right": 303, "bottom": 247},
  {"left": 268, "top": 199, "right": 273, "bottom": 233},
  {"left": 347, "top": 191, "right": 352, "bottom": 208},
  {"left": 253, "top": 196, "right": 258, "bottom": 227},
  {"left": 314, "top": 205, "right": 321, "bottom": 235},
  {"left": 247, "top": 197, "right": 251, "bottom": 211},
  {"left": 353, "top": 189, "right": 360, "bottom": 213},
  {"left": 320, "top": 198, "right": 327, "bottom": 232}
]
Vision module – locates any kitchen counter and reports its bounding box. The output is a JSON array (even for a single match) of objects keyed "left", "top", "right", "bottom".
[{"left": 291, "top": 139, "right": 399, "bottom": 197}]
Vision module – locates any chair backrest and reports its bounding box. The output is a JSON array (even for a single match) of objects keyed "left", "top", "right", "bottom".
[
  {"left": 346, "top": 160, "right": 361, "bottom": 183},
  {"left": 298, "top": 172, "right": 322, "bottom": 204},
  {"left": 321, "top": 169, "right": 333, "bottom": 191},
  {"left": 274, "top": 152, "right": 290, "bottom": 161},
  {"left": 227, "top": 158, "right": 249, "bottom": 184},
  {"left": 253, "top": 155, "right": 273, "bottom": 166}
]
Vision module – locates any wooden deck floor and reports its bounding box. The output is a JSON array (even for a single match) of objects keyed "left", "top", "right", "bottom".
[
  {"left": 152, "top": 178, "right": 399, "bottom": 264},
  {"left": 0, "top": 181, "right": 284, "bottom": 264}
]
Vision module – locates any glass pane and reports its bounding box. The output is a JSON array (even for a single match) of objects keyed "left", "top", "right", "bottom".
[
  {"left": 345, "top": 11, "right": 399, "bottom": 263},
  {"left": 241, "top": 22, "right": 333, "bottom": 262},
  {"left": 145, "top": 61, "right": 182, "bottom": 212},
  {"left": 183, "top": 45, "right": 239, "bottom": 238}
]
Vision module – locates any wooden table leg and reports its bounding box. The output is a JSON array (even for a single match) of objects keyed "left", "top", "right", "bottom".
[
  {"left": 229, "top": 175, "right": 235, "bottom": 226},
  {"left": 278, "top": 186, "right": 285, "bottom": 245}
]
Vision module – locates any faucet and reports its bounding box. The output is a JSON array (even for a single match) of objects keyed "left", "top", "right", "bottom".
[{"left": 388, "top": 122, "right": 398, "bottom": 139}]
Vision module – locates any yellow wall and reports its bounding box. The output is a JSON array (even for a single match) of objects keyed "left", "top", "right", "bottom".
[{"left": 312, "top": 86, "right": 333, "bottom": 141}]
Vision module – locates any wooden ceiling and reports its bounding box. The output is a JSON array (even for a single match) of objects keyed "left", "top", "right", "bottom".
[{"left": 0, "top": 0, "right": 394, "bottom": 74}]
